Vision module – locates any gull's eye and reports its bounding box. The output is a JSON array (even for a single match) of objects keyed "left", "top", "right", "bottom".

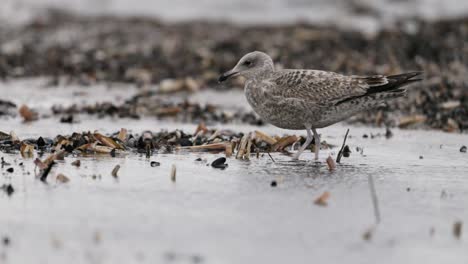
[{"left": 244, "top": 60, "right": 252, "bottom": 66}]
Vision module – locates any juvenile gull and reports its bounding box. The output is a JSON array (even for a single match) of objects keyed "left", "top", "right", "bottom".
[{"left": 219, "top": 51, "right": 422, "bottom": 160}]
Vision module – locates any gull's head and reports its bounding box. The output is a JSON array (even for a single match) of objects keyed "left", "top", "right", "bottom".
[{"left": 218, "top": 51, "right": 274, "bottom": 82}]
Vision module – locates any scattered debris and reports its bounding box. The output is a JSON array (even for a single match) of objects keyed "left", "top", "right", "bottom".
[
  {"left": 236, "top": 133, "right": 251, "bottom": 159},
  {"left": 150, "top": 161, "right": 161, "bottom": 167},
  {"left": 441, "top": 190, "right": 448, "bottom": 199},
  {"left": 271, "top": 135, "right": 298, "bottom": 152},
  {"left": 368, "top": 175, "right": 381, "bottom": 224},
  {"left": 453, "top": 221, "right": 462, "bottom": 239},
  {"left": 362, "top": 227, "right": 374, "bottom": 241},
  {"left": 267, "top": 152, "right": 275, "bottom": 163},
  {"left": 18, "top": 105, "right": 38, "bottom": 122},
  {"left": 314, "top": 191, "right": 330, "bottom": 206},
  {"left": 398, "top": 115, "right": 427, "bottom": 129},
  {"left": 117, "top": 128, "right": 128, "bottom": 142},
  {"left": 170, "top": 164, "right": 176, "bottom": 182},
  {"left": 254, "top": 130, "right": 277, "bottom": 145},
  {"left": 111, "top": 165, "right": 120, "bottom": 178},
  {"left": 2, "top": 236, "right": 10, "bottom": 246},
  {"left": 326, "top": 156, "right": 336, "bottom": 171},
  {"left": 1, "top": 184, "right": 14, "bottom": 196},
  {"left": 211, "top": 157, "right": 228, "bottom": 169},
  {"left": 1, "top": 128, "right": 328, "bottom": 159},
  {"left": 40, "top": 161, "right": 55, "bottom": 182},
  {"left": 71, "top": 160, "right": 81, "bottom": 167},
  {"left": 20, "top": 142, "right": 34, "bottom": 156},
  {"left": 342, "top": 146, "right": 351, "bottom": 158},
  {"left": 60, "top": 115, "right": 76, "bottom": 123},
  {"left": 385, "top": 128, "right": 393, "bottom": 139},
  {"left": 336, "top": 129, "right": 350, "bottom": 163},
  {"left": 56, "top": 173, "right": 70, "bottom": 183}
]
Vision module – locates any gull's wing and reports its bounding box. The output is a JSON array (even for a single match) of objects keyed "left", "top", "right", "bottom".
[{"left": 265, "top": 69, "right": 422, "bottom": 107}]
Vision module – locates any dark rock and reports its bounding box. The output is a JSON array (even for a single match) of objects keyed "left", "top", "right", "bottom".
[
  {"left": 343, "top": 145, "right": 351, "bottom": 158},
  {"left": 385, "top": 128, "right": 393, "bottom": 139},
  {"left": 270, "top": 181, "right": 277, "bottom": 187},
  {"left": 179, "top": 138, "right": 192, "bottom": 147},
  {"left": 1, "top": 184, "right": 14, "bottom": 196},
  {"left": 460, "top": 146, "right": 467, "bottom": 153},
  {"left": 37, "top": 137, "right": 46, "bottom": 147},
  {"left": 150, "top": 161, "right": 160, "bottom": 167},
  {"left": 211, "top": 157, "right": 228, "bottom": 169},
  {"left": 60, "top": 115, "right": 75, "bottom": 123},
  {"left": 2, "top": 236, "right": 10, "bottom": 246},
  {"left": 6, "top": 167, "right": 13, "bottom": 173}
]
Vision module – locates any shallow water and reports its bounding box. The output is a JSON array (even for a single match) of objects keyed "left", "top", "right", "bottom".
[{"left": 1, "top": 79, "right": 468, "bottom": 263}]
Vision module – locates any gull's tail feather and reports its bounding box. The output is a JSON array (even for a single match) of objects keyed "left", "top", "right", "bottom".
[
  {"left": 366, "top": 71, "right": 423, "bottom": 94},
  {"left": 336, "top": 71, "right": 422, "bottom": 105}
]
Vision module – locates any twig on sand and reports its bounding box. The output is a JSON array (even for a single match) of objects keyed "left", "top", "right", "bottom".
[
  {"left": 171, "top": 164, "right": 176, "bottom": 182},
  {"left": 336, "top": 129, "right": 350, "bottom": 163},
  {"left": 111, "top": 165, "right": 120, "bottom": 178},
  {"left": 368, "top": 174, "right": 381, "bottom": 224},
  {"left": 40, "top": 161, "right": 55, "bottom": 182},
  {"left": 267, "top": 152, "right": 275, "bottom": 163}
]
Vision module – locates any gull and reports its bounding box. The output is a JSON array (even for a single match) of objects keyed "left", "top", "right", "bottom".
[{"left": 219, "top": 51, "right": 422, "bottom": 160}]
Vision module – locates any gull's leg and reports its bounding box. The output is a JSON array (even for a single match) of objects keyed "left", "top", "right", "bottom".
[
  {"left": 293, "top": 125, "right": 313, "bottom": 160},
  {"left": 312, "top": 128, "right": 320, "bottom": 160}
]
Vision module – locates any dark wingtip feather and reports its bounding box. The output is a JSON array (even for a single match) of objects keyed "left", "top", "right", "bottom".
[
  {"left": 387, "top": 71, "right": 423, "bottom": 82},
  {"left": 335, "top": 71, "right": 422, "bottom": 105},
  {"left": 372, "top": 71, "right": 423, "bottom": 94}
]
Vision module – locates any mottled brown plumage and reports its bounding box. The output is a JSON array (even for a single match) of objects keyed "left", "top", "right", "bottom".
[{"left": 219, "top": 51, "right": 422, "bottom": 160}]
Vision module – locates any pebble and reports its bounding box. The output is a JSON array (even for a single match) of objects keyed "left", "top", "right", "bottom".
[
  {"left": 150, "top": 161, "right": 161, "bottom": 167},
  {"left": 2, "top": 236, "right": 10, "bottom": 246},
  {"left": 1, "top": 184, "right": 14, "bottom": 196},
  {"left": 460, "top": 146, "right": 467, "bottom": 153},
  {"left": 343, "top": 145, "right": 351, "bottom": 158},
  {"left": 211, "top": 157, "right": 228, "bottom": 169}
]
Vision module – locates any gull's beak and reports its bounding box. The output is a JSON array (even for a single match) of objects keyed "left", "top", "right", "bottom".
[{"left": 218, "top": 69, "right": 239, "bottom": 83}]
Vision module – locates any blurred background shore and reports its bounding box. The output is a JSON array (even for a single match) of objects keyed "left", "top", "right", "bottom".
[{"left": 1, "top": 0, "right": 467, "bottom": 132}]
